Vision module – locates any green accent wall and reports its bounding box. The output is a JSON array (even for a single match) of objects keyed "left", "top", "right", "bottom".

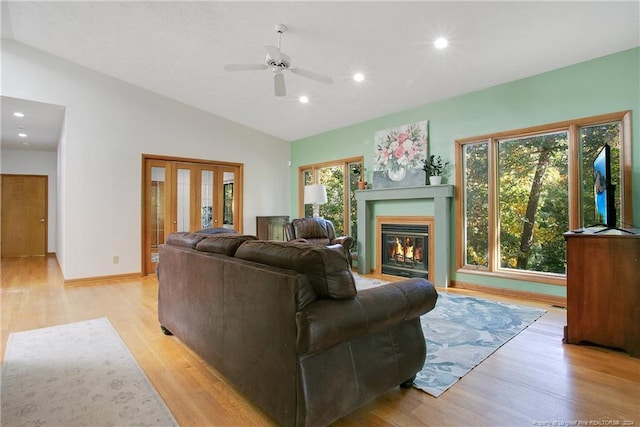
[{"left": 291, "top": 47, "right": 640, "bottom": 298}]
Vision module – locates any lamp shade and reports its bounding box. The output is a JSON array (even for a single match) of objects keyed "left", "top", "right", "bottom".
[{"left": 303, "top": 184, "right": 328, "bottom": 205}]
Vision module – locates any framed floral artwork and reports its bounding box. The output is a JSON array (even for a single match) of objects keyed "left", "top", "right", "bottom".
[{"left": 373, "top": 120, "right": 428, "bottom": 189}]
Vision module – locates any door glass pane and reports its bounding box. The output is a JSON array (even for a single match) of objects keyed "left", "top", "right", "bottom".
[
  {"left": 497, "top": 131, "right": 568, "bottom": 274},
  {"left": 150, "top": 166, "right": 165, "bottom": 263},
  {"left": 579, "top": 122, "right": 621, "bottom": 228},
  {"left": 201, "top": 170, "right": 213, "bottom": 229},
  {"left": 177, "top": 168, "right": 190, "bottom": 232},
  {"left": 463, "top": 142, "right": 489, "bottom": 268},
  {"left": 222, "top": 171, "right": 234, "bottom": 227}
]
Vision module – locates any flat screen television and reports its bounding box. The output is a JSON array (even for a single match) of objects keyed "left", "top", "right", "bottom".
[{"left": 593, "top": 143, "right": 616, "bottom": 228}]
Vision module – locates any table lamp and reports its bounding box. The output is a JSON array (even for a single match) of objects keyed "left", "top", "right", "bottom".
[{"left": 303, "top": 184, "right": 327, "bottom": 218}]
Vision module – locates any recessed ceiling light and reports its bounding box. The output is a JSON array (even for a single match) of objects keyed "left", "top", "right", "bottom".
[
  {"left": 434, "top": 37, "right": 449, "bottom": 49},
  {"left": 18, "top": 133, "right": 28, "bottom": 138},
  {"left": 13, "top": 112, "right": 25, "bottom": 118},
  {"left": 299, "top": 95, "right": 309, "bottom": 104},
  {"left": 353, "top": 73, "right": 365, "bottom": 82}
]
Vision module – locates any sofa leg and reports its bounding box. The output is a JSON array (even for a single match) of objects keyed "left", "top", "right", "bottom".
[
  {"left": 400, "top": 375, "right": 416, "bottom": 389},
  {"left": 160, "top": 325, "right": 173, "bottom": 336}
]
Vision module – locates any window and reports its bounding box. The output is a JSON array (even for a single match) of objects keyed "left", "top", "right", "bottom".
[
  {"left": 462, "top": 142, "right": 489, "bottom": 268},
  {"left": 299, "top": 157, "right": 363, "bottom": 239},
  {"left": 456, "top": 111, "right": 632, "bottom": 284},
  {"left": 497, "top": 131, "right": 569, "bottom": 274}
]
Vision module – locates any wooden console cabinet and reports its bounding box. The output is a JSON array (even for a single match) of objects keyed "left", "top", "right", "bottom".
[
  {"left": 256, "top": 216, "right": 289, "bottom": 241},
  {"left": 563, "top": 228, "right": 640, "bottom": 357}
]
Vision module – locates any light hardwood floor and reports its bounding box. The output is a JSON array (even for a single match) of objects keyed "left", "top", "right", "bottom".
[{"left": 1, "top": 256, "right": 638, "bottom": 426}]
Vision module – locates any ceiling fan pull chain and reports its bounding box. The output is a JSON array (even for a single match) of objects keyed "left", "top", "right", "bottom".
[{"left": 276, "top": 23, "right": 286, "bottom": 49}]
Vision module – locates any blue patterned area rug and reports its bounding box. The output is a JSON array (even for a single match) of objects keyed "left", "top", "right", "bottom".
[
  {"left": 352, "top": 275, "right": 547, "bottom": 397},
  {"left": 1, "top": 317, "right": 177, "bottom": 426},
  {"left": 414, "top": 292, "right": 547, "bottom": 397}
]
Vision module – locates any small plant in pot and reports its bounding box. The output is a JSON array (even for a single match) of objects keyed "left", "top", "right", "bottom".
[
  {"left": 422, "top": 155, "right": 450, "bottom": 185},
  {"left": 352, "top": 163, "right": 368, "bottom": 190}
]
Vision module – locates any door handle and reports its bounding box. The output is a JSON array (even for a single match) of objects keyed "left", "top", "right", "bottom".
[{"left": 40, "top": 219, "right": 45, "bottom": 223}]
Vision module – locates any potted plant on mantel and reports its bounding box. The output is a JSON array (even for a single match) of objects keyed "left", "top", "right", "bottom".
[
  {"left": 422, "top": 155, "right": 450, "bottom": 185},
  {"left": 352, "top": 164, "right": 368, "bottom": 190}
]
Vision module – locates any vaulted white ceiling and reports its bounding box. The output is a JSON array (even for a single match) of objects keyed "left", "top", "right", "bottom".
[{"left": 2, "top": 1, "right": 639, "bottom": 149}]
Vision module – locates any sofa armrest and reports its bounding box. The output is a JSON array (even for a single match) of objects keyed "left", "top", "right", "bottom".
[
  {"left": 331, "top": 236, "right": 354, "bottom": 251},
  {"left": 296, "top": 278, "right": 437, "bottom": 355}
]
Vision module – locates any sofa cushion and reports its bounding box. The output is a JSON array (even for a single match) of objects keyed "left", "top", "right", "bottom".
[
  {"left": 196, "top": 234, "right": 258, "bottom": 257},
  {"left": 234, "top": 240, "right": 356, "bottom": 299},
  {"left": 165, "top": 232, "right": 207, "bottom": 249}
]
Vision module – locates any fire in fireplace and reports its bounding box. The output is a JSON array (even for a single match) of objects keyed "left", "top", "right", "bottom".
[{"left": 381, "top": 224, "right": 429, "bottom": 279}]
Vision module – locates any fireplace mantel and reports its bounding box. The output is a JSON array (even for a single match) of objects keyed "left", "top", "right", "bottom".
[{"left": 355, "top": 185, "right": 454, "bottom": 287}]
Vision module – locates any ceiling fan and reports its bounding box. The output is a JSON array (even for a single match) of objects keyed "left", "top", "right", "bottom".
[{"left": 224, "top": 24, "right": 333, "bottom": 97}]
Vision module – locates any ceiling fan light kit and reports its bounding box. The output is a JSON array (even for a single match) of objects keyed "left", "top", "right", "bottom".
[{"left": 224, "top": 24, "right": 333, "bottom": 97}]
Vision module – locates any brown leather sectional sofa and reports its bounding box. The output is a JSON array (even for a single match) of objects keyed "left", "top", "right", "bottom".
[{"left": 158, "top": 231, "right": 438, "bottom": 427}]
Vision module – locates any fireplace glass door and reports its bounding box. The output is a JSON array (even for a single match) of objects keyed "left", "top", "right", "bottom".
[{"left": 381, "top": 224, "right": 429, "bottom": 279}]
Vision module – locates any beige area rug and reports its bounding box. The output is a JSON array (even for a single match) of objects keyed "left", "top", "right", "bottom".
[{"left": 1, "top": 317, "right": 177, "bottom": 427}]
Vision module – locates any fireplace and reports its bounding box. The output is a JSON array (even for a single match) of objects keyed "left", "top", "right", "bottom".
[
  {"left": 356, "top": 186, "right": 453, "bottom": 287},
  {"left": 381, "top": 224, "right": 429, "bottom": 279}
]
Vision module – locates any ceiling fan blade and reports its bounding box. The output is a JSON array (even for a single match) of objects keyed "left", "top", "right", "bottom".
[
  {"left": 224, "top": 64, "right": 268, "bottom": 71},
  {"left": 289, "top": 67, "right": 333, "bottom": 85},
  {"left": 274, "top": 73, "right": 286, "bottom": 97},
  {"left": 265, "top": 45, "right": 282, "bottom": 63}
]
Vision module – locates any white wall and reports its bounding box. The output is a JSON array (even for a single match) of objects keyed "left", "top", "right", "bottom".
[
  {"left": 1, "top": 40, "right": 291, "bottom": 280},
  {"left": 0, "top": 149, "right": 58, "bottom": 253}
]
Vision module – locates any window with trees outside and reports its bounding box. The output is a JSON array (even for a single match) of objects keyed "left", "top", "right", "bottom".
[
  {"left": 456, "top": 111, "right": 632, "bottom": 285},
  {"left": 299, "top": 157, "right": 364, "bottom": 242}
]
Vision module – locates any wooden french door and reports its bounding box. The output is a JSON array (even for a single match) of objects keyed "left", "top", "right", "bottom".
[
  {"left": 142, "top": 156, "right": 242, "bottom": 275},
  {"left": 1, "top": 174, "right": 47, "bottom": 257}
]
